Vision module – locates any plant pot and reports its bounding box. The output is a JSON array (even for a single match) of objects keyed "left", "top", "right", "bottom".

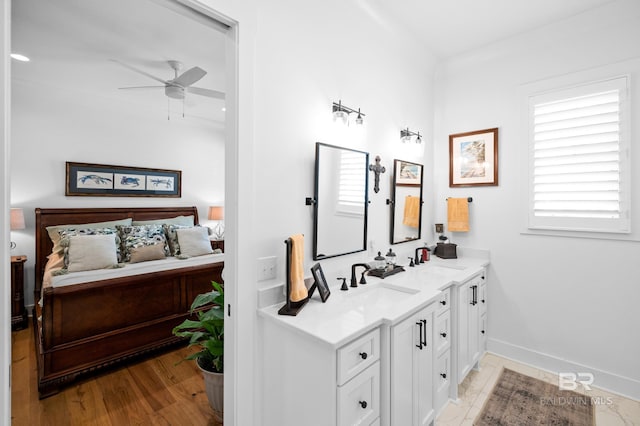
[{"left": 197, "top": 358, "right": 223, "bottom": 422}]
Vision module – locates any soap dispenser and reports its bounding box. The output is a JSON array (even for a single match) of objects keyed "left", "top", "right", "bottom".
[{"left": 385, "top": 248, "right": 396, "bottom": 267}]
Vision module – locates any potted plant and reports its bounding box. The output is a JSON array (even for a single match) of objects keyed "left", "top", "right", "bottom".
[{"left": 172, "top": 281, "right": 224, "bottom": 421}]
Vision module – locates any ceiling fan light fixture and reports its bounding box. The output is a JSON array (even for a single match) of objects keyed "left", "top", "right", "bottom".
[{"left": 165, "top": 85, "right": 185, "bottom": 99}]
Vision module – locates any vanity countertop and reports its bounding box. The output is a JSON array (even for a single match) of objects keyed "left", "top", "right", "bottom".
[{"left": 258, "top": 254, "right": 490, "bottom": 348}]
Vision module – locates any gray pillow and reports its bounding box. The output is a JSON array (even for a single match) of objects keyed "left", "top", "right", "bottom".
[
  {"left": 67, "top": 234, "right": 118, "bottom": 272},
  {"left": 177, "top": 227, "right": 213, "bottom": 257}
]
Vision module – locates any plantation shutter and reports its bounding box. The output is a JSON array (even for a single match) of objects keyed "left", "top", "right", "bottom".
[
  {"left": 337, "top": 150, "right": 366, "bottom": 215},
  {"left": 528, "top": 76, "right": 630, "bottom": 233}
]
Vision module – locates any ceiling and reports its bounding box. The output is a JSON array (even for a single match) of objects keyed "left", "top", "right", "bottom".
[
  {"left": 11, "top": 0, "right": 227, "bottom": 123},
  {"left": 11, "top": 0, "right": 619, "bottom": 120},
  {"left": 364, "top": 0, "right": 618, "bottom": 58}
]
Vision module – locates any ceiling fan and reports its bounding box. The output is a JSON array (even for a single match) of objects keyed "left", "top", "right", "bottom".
[{"left": 112, "top": 59, "right": 225, "bottom": 101}]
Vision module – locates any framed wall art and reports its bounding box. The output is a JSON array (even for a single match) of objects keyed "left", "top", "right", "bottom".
[
  {"left": 395, "top": 160, "right": 423, "bottom": 186},
  {"left": 66, "top": 162, "right": 181, "bottom": 197},
  {"left": 449, "top": 127, "right": 498, "bottom": 187}
]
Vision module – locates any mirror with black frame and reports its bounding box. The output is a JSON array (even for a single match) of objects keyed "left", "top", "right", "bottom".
[
  {"left": 390, "top": 159, "right": 423, "bottom": 244},
  {"left": 313, "top": 142, "right": 369, "bottom": 260}
]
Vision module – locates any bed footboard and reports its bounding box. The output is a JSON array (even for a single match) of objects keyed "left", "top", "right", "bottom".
[{"left": 34, "top": 261, "right": 223, "bottom": 398}]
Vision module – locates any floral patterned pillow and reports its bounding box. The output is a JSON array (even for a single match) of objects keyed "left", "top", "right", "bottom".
[
  {"left": 118, "top": 224, "right": 170, "bottom": 263},
  {"left": 59, "top": 227, "right": 122, "bottom": 267}
]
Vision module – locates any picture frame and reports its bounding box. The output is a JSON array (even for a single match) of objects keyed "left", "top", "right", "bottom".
[
  {"left": 449, "top": 128, "right": 498, "bottom": 187},
  {"left": 395, "top": 160, "right": 423, "bottom": 186},
  {"left": 66, "top": 162, "right": 181, "bottom": 197},
  {"left": 310, "top": 263, "right": 331, "bottom": 303}
]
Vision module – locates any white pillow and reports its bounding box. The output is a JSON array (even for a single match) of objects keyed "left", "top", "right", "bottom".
[
  {"left": 67, "top": 234, "right": 118, "bottom": 272},
  {"left": 176, "top": 227, "right": 213, "bottom": 257}
]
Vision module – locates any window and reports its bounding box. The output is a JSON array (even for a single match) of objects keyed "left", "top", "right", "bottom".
[{"left": 527, "top": 76, "right": 630, "bottom": 233}]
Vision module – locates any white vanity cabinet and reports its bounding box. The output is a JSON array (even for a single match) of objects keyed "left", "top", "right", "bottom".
[
  {"left": 455, "top": 270, "right": 487, "bottom": 384},
  {"left": 261, "top": 323, "right": 381, "bottom": 426},
  {"left": 390, "top": 303, "right": 435, "bottom": 426}
]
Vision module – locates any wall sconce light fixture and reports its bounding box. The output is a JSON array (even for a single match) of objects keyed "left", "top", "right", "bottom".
[
  {"left": 332, "top": 100, "right": 365, "bottom": 126},
  {"left": 208, "top": 206, "right": 225, "bottom": 240},
  {"left": 10, "top": 208, "right": 25, "bottom": 249},
  {"left": 400, "top": 128, "right": 423, "bottom": 144}
]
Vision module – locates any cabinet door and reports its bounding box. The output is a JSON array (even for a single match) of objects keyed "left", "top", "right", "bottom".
[
  {"left": 457, "top": 284, "right": 470, "bottom": 382},
  {"left": 417, "top": 314, "right": 434, "bottom": 426},
  {"left": 468, "top": 282, "right": 481, "bottom": 367},
  {"left": 390, "top": 311, "right": 419, "bottom": 426},
  {"left": 391, "top": 306, "right": 434, "bottom": 426}
]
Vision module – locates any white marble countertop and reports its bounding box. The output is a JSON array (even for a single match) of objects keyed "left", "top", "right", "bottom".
[{"left": 258, "top": 254, "right": 490, "bottom": 348}]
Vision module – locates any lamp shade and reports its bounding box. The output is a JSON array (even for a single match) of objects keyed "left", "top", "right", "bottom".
[
  {"left": 208, "top": 206, "right": 224, "bottom": 221},
  {"left": 10, "top": 208, "right": 25, "bottom": 230}
]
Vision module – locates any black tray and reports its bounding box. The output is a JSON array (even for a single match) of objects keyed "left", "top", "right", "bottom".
[{"left": 367, "top": 265, "right": 405, "bottom": 279}]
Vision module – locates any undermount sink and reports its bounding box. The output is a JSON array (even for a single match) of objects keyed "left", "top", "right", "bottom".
[
  {"left": 345, "top": 283, "right": 418, "bottom": 309},
  {"left": 429, "top": 263, "right": 466, "bottom": 270}
]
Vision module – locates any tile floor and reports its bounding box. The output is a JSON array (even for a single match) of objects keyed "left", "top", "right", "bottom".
[{"left": 436, "top": 353, "right": 640, "bottom": 425}]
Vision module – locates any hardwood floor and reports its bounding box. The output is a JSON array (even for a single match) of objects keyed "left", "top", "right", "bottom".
[{"left": 11, "top": 323, "right": 222, "bottom": 425}]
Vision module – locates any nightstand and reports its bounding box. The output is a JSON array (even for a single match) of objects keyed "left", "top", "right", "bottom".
[
  {"left": 11, "top": 255, "right": 28, "bottom": 331},
  {"left": 210, "top": 239, "right": 224, "bottom": 252}
]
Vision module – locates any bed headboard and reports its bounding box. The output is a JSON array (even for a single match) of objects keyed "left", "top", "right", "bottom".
[{"left": 34, "top": 206, "right": 200, "bottom": 296}]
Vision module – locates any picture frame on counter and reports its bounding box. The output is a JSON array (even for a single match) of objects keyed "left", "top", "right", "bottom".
[
  {"left": 66, "top": 162, "right": 182, "bottom": 197},
  {"left": 310, "top": 262, "right": 331, "bottom": 303},
  {"left": 449, "top": 127, "right": 499, "bottom": 187}
]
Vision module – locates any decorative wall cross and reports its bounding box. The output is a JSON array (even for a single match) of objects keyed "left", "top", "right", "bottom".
[{"left": 369, "top": 155, "right": 386, "bottom": 193}]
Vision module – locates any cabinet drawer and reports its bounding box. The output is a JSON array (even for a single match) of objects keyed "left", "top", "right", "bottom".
[
  {"left": 337, "top": 328, "right": 380, "bottom": 385},
  {"left": 436, "top": 288, "right": 450, "bottom": 316},
  {"left": 435, "top": 351, "right": 451, "bottom": 413},
  {"left": 435, "top": 309, "right": 451, "bottom": 355},
  {"left": 338, "top": 361, "right": 380, "bottom": 426}
]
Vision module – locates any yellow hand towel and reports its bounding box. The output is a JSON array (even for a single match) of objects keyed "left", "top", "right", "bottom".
[
  {"left": 447, "top": 198, "right": 469, "bottom": 232},
  {"left": 289, "top": 234, "right": 308, "bottom": 302},
  {"left": 403, "top": 196, "right": 420, "bottom": 228}
]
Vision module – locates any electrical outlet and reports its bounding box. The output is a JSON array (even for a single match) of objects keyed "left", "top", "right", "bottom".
[{"left": 257, "top": 256, "right": 277, "bottom": 281}]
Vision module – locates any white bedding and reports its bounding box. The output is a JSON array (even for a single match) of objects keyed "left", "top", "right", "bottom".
[{"left": 44, "top": 253, "right": 225, "bottom": 289}]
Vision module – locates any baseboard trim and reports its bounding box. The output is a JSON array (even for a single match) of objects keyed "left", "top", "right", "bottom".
[{"left": 487, "top": 338, "right": 640, "bottom": 401}]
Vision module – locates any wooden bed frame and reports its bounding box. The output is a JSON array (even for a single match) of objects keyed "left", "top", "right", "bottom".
[{"left": 33, "top": 206, "right": 224, "bottom": 398}]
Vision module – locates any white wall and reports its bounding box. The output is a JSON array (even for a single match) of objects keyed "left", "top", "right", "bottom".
[
  {"left": 248, "top": 2, "right": 437, "bottom": 423},
  {"left": 10, "top": 62, "right": 225, "bottom": 307},
  {"left": 433, "top": 0, "right": 640, "bottom": 398},
  {"left": 252, "top": 1, "right": 436, "bottom": 286}
]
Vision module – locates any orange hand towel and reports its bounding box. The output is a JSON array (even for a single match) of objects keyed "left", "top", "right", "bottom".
[
  {"left": 447, "top": 198, "right": 469, "bottom": 232},
  {"left": 403, "top": 196, "right": 420, "bottom": 228},
  {"left": 289, "top": 234, "right": 308, "bottom": 302}
]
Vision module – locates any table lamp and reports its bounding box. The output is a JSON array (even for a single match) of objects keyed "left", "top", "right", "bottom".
[
  {"left": 10, "top": 208, "right": 25, "bottom": 249},
  {"left": 208, "top": 206, "right": 224, "bottom": 240}
]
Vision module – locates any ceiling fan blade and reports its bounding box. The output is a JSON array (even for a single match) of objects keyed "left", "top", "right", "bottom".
[
  {"left": 187, "top": 86, "right": 225, "bottom": 99},
  {"left": 118, "top": 85, "right": 165, "bottom": 90},
  {"left": 172, "top": 66, "right": 207, "bottom": 87},
  {"left": 110, "top": 59, "right": 168, "bottom": 84}
]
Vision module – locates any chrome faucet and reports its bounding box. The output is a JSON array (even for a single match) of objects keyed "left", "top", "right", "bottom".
[{"left": 351, "top": 263, "right": 371, "bottom": 287}]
